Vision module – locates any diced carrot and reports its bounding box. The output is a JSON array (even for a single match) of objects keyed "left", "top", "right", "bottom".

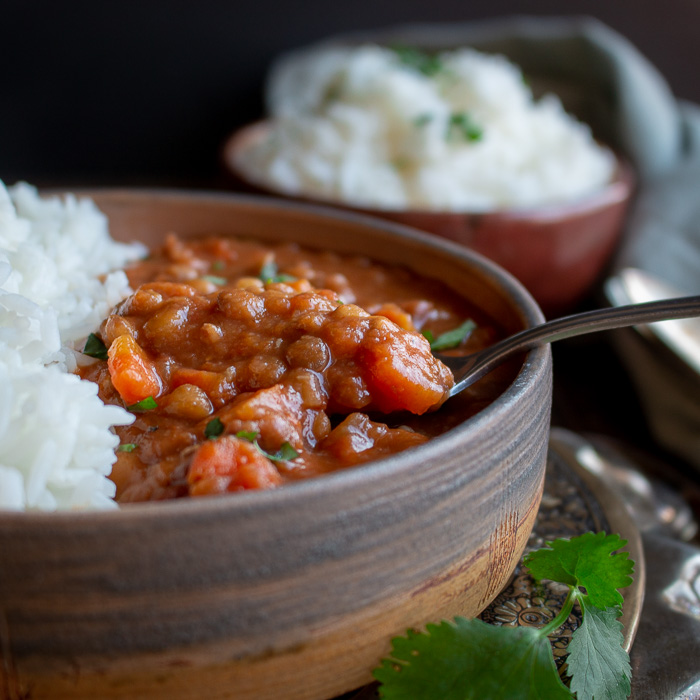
[
  {"left": 224, "top": 384, "right": 302, "bottom": 422},
  {"left": 187, "top": 436, "right": 283, "bottom": 495},
  {"left": 359, "top": 329, "right": 454, "bottom": 415},
  {"left": 172, "top": 368, "right": 222, "bottom": 395},
  {"left": 371, "top": 302, "right": 415, "bottom": 331},
  {"left": 107, "top": 334, "right": 162, "bottom": 405}
]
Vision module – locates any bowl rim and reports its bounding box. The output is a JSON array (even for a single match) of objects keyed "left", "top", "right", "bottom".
[
  {"left": 0, "top": 187, "right": 551, "bottom": 525},
  {"left": 222, "top": 119, "right": 635, "bottom": 220}
]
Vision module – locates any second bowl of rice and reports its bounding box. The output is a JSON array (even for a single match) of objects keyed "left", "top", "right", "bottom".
[{"left": 224, "top": 41, "right": 634, "bottom": 314}]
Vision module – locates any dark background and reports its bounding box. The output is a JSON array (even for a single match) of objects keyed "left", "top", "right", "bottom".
[{"left": 2, "top": 0, "right": 699, "bottom": 188}]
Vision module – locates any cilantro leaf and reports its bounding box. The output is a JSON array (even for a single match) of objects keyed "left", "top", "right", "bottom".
[
  {"left": 259, "top": 260, "right": 278, "bottom": 281},
  {"left": 447, "top": 112, "right": 483, "bottom": 142},
  {"left": 566, "top": 603, "right": 631, "bottom": 700},
  {"left": 427, "top": 319, "right": 476, "bottom": 351},
  {"left": 374, "top": 532, "right": 634, "bottom": 700},
  {"left": 83, "top": 333, "right": 108, "bottom": 360},
  {"left": 524, "top": 532, "right": 633, "bottom": 610},
  {"left": 118, "top": 443, "right": 137, "bottom": 452},
  {"left": 201, "top": 275, "right": 227, "bottom": 285},
  {"left": 204, "top": 417, "right": 224, "bottom": 440},
  {"left": 234, "top": 430, "right": 299, "bottom": 462},
  {"left": 392, "top": 46, "right": 444, "bottom": 77},
  {"left": 127, "top": 396, "right": 158, "bottom": 412},
  {"left": 266, "top": 442, "right": 299, "bottom": 462},
  {"left": 235, "top": 429, "right": 259, "bottom": 442},
  {"left": 259, "top": 259, "right": 297, "bottom": 284},
  {"left": 374, "top": 617, "right": 572, "bottom": 699}
]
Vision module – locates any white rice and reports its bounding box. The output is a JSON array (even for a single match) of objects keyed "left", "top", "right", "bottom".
[
  {"left": 235, "top": 44, "right": 616, "bottom": 212},
  {"left": 0, "top": 182, "right": 147, "bottom": 512}
]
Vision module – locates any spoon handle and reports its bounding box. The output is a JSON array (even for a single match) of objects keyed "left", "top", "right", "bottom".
[{"left": 442, "top": 295, "right": 700, "bottom": 395}]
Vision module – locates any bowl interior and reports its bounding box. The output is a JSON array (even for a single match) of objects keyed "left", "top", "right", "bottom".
[{"left": 93, "top": 187, "right": 543, "bottom": 333}]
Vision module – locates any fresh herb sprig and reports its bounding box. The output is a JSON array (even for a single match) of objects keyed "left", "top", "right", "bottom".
[
  {"left": 127, "top": 396, "right": 158, "bottom": 412},
  {"left": 374, "top": 532, "right": 634, "bottom": 699},
  {"left": 447, "top": 111, "right": 483, "bottom": 142},
  {"left": 203, "top": 419, "right": 300, "bottom": 462},
  {"left": 201, "top": 274, "right": 227, "bottom": 286},
  {"left": 83, "top": 333, "right": 108, "bottom": 360},
  {"left": 259, "top": 260, "right": 296, "bottom": 284},
  {"left": 235, "top": 429, "right": 299, "bottom": 462},
  {"left": 204, "top": 416, "right": 225, "bottom": 439},
  {"left": 423, "top": 319, "right": 476, "bottom": 351},
  {"left": 392, "top": 46, "right": 445, "bottom": 77}
]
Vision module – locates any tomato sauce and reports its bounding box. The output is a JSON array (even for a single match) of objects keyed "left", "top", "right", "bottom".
[{"left": 81, "top": 234, "right": 512, "bottom": 502}]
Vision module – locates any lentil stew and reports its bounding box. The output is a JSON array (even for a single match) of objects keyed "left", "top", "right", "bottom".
[{"left": 81, "top": 234, "right": 513, "bottom": 502}]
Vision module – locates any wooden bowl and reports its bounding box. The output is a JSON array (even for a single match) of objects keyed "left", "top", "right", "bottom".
[
  {"left": 223, "top": 121, "right": 634, "bottom": 316},
  {"left": 0, "top": 190, "right": 552, "bottom": 700}
]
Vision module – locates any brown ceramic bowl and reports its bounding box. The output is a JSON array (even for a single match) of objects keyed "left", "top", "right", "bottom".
[
  {"left": 223, "top": 121, "right": 634, "bottom": 316},
  {"left": 0, "top": 190, "right": 552, "bottom": 700}
]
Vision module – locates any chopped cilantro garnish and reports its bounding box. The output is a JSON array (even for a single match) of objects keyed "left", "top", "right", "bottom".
[
  {"left": 426, "top": 319, "right": 476, "bottom": 351},
  {"left": 392, "top": 46, "right": 444, "bottom": 76},
  {"left": 204, "top": 417, "right": 224, "bottom": 439},
  {"left": 118, "top": 443, "right": 137, "bottom": 452},
  {"left": 374, "top": 531, "right": 634, "bottom": 700},
  {"left": 259, "top": 260, "right": 278, "bottom": 282},
  {"left": 127, "top": 396, "right": 158, "bottom": 412},
  {"left": 201, "top": 275, "right": 227, "bottom": 285},
  {"left": 234, "top": 430, "right": 299, "bottom": 462},
  {"left": 447, "top": 111, "right": 483, "bottom": 142},
  {"left": 83, "top": 333, "right": 108, "bottom": 360},
  {"left": 258, "top": 260, "right": 297, "bottom": 284},
  {"left": 267, "top": 442, "right": 300, "bottom": 462},
  {"left": 235, "top": 429, "right": 259, "bottom": 442}
]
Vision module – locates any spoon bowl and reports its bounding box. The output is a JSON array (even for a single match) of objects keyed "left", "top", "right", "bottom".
[{"left": 438, "top": 295, "right": 700, "bottom": 397}]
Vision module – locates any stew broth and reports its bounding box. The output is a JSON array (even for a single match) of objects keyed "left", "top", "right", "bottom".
[{"left": 81, "top": 234, "right": 515, "bottom": 502}]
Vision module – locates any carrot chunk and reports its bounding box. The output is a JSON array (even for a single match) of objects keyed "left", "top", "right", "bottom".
[
  {"left": 172, "top": 368, "right": 222, "bottom": 395},
  {"left": 107, "top": 334, "right": 162, "bottom": 405},
  {"left": 187, "top": 436, "right": 283, "bottom": 495},
  {"left": 359, "top": 327, "right": 454, "bottom": 414}
]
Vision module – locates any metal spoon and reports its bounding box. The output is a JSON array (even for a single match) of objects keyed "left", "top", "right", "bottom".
[{"left": 435, "top": 295, "right": 700, "bottom": 397}]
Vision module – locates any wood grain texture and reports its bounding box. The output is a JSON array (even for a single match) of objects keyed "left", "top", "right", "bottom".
[{"left": 0, "top": 191, "right": 552, "bottom": 699}]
